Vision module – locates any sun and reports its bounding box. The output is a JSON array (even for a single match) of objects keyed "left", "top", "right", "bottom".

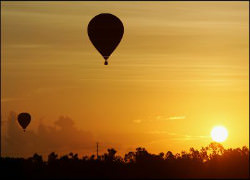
[{"left": 211, "top": 126, "right": 228, "bottom": 142}]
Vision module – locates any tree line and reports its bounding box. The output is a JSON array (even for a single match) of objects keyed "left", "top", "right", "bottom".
[{"left": 1, "top": 142, "right": 249, "bottom": 179}]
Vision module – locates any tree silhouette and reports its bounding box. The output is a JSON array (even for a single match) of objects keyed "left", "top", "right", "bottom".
[{"left": 0, "top": 142, "right": 249, "bottom": 179}]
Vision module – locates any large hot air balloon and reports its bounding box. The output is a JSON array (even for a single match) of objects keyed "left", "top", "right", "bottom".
[
  {"left": 88, "top": 13, "right": 124, "bottom": 65},
  {"left": 17, "top": 112, "right": 31, "bottom": 132}
]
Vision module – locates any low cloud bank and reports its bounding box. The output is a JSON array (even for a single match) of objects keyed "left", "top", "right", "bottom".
[{"left": 2, "top": 111, "right": 95, "bottom": 158}]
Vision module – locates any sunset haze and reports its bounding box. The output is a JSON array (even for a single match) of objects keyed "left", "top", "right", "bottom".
[{"left": 1, "top": 1, "right": 249, "bottom": 158}]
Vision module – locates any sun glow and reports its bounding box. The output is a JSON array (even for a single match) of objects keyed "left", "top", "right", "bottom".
[{"left": 211, "top": 126, "right": 228, "bottom": 142}]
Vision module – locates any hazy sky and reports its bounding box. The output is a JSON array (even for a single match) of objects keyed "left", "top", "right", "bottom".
[{"left": 1, "top": 1, "right": 249, "bottom": 157}]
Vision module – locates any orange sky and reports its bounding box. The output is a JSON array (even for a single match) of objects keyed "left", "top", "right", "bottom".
[{"left": 1, "top": 2, "right": 249, "bottom": 158}]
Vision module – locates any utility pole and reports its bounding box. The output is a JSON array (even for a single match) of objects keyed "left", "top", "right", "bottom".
[{"left": 96, "top": 142, "right": 99, "bottom": 159}]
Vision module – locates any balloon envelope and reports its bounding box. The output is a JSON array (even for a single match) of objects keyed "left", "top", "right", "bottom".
[
  {"left": 17, "top": 112, "right": 31, "bottom": 131},
  {"left": 88, "top": 13, "right": 124, "bottom": 65}
]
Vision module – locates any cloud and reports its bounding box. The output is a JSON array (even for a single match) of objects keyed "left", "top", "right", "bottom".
[
  {"left": 147, "top": 131, "right": 176, "bottom": 135},
  {"left": 172, "top": 134, "right": 210, "bottom": 141},
  {"left": 147, "top": 130, "right": 210, "bottom": 141},
  {"left": 168, "top": 116, "right": 186, "bottom": 120},
  {"left": 7, "top": 44, "right": 49, "bottom": 48},
  {"left": 34, "top": 86, "right": 77, "bottom": 94},
  {"left": 1, "top": 97, "right": 24, "bottom": 103},
  {"left": 133, "top": 119, "right": 142, "bottom": 124},
  {"left": 133, "top": 115, "right": 186, "bottom": 124},
  {"left": 154, "top": 115, "right": 186, "bottom": 121},
  {"left": 2, "top": 111, "right": 96, "bottom": 158}
]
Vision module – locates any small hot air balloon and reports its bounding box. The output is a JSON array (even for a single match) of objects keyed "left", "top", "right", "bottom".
[
  {"left": 17, "top": 112, "right": 31, "bottom": 132},
  {"left": 88, "top": 13, "right": 124, "bottom": 65}
]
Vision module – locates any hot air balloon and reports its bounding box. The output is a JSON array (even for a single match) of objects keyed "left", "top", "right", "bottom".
[
  {"left": 88, "top": 13, "right": 124, "bottom": 65},
  {"left": 17, "top": 112, "right": 31, "bottom": 132}
]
